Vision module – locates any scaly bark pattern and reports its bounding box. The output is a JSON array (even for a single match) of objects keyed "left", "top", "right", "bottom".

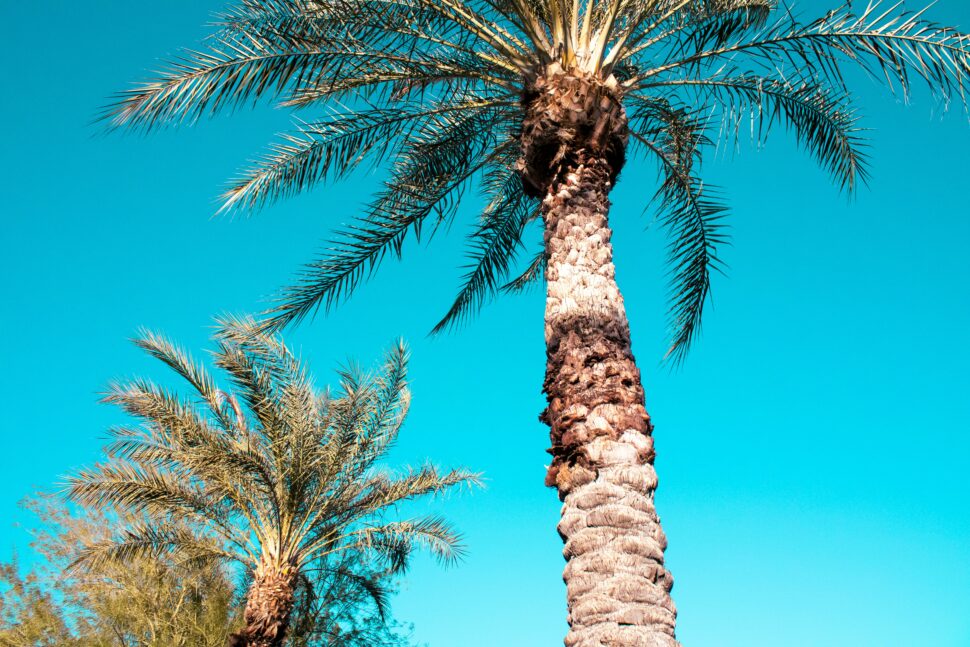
[
  {"left": 228, "top": 559, "right": 298, "bottom": 647},
  {"left": 525, "top": 66, "right": 679, "bottom": 647}
]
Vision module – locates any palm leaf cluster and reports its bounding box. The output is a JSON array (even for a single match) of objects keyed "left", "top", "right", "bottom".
[
  {"left": 106, "top": 0, "right": 970, "bottom": 360},
  {"left": 65, "top": 317, "right": 478, "bottom": 585}
]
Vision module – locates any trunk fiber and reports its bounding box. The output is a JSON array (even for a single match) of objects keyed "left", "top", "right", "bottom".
[
  {"left": 228, "top": 560, "right": 298, "bottom": 647},
  {"left": 541, "top": 155, "right": 679, "bottom": 646}
]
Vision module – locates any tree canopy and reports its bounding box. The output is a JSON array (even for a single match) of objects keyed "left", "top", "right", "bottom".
[{"left": 105, "top": 0, "right": 969, "bottom": 359}]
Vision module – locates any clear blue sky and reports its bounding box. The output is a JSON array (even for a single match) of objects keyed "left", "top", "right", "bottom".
[{"left": 1, "top": 1, "right": 968, "bottom": 645}]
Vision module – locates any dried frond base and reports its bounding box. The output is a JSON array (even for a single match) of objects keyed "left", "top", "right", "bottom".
[{"left": 518, "top": 64, "right": 628, "bottom": 198}]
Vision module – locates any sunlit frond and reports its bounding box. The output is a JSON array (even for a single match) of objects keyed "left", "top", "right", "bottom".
[
  {"left": 69, "top": 321, "right": 476, "bottom": 588},
  {"left": 355, "top": 465, "right": 482, "bottom": 514},
  {"left": 70, "top": 522, "right": 237, "bottom": 572},
  {"left": 637, "top": 73, "right": 869, "bottom": 191},
  {"left": 633, "top": 2, "right": 970, "bottom": 106}
]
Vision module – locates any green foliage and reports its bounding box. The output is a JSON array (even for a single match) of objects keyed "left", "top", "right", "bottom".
[
  {"left": 0, "top": 565, "right": 74, "bottom": 647},
  {"left": 66, "top": 318, "right": 477, "bottom": 579},
  {"left": 106, "top": 0, "right": 970, "bottom": 359},
  {"left": 0, "top": 494, "right": 419, "bottom": 646},
  {"left": 0, "top": 494, "right": 234, "bottom": 647}
]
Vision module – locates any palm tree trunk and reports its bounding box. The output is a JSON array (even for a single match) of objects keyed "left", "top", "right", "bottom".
[
  {"left": 541, "top": 154, "right": 679, "bottom": 647},
  {"left": 228, "top": 560, "right": 298, "bottom": 647}
]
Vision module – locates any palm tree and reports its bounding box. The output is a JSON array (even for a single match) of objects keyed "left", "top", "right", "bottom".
[
  {"left": 66, "top": 318, "right": 478, "bottom": 647},
  {"left": 105, "top": 1, "right": 969, "bottom": 643}
]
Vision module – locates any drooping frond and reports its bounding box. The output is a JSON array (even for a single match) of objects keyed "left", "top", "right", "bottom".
[
  {"left": 108, "top": 0, "right": 970, "bottom": 359},
  {"left": 629, "top": 97, "right": 728, "bottom": 361},
  {"left": 222, "top": 96, "right": 515, "bottom": 212},
  {"left": 655, "top": 169, "right": 729, "bottom": 364},
  {"left": 501, "top": 245, "right": 546, "bottom": 294},
  {"left": 258, "top": 109, "right": 519, "bottom": 332},
  {"left": 636, "top": 73, "right": 869, "bottom": 192},
  {"left": 350, "top": 516, "right": 467, "bottom": 570},
  {"left": 432, "top": 154, "right": 540, "bottom": 332}
]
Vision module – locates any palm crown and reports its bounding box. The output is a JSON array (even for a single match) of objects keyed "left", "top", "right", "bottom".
[
  {"left": 66, "top": 318, "right": 477, "bottom": 607},
  {"left": 107, "top": 0, "right": 969, "bottom": 359}
]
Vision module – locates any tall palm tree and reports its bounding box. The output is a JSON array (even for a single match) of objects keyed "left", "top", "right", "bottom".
[
  {"left": 106, "top": 1, "right": 969, "bottom": 643},
  {"left": 66, "top": 318, "right": 478, "bottom": 647}
]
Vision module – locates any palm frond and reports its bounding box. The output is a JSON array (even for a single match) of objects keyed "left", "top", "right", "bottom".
[
  {"left": 355, "top": 464, "right": 482, "bottom": 515},
  {"left": 501, "top": 245, "right": 546, "bottom": 294},
  {"left": 636, "top": 73, "right": 869, "bottom": 192},
  {"left": 610, "top": 0, "right": 775, "bottom": 69},
  {"left": 105, "top": 0, "right": 524, "bottom": 130},
  {"left": 630, "top": 99, "right": 729, "bottom": 362},
  {"left": 348, "top": 342, "right": 412, "bottom": 471},
  {"left": 132, "top": 329, "right": 235, "bottom": 430},
  {"left": 655, "top": 168, "right": 729, "bottom": 364},
  {"left": 103, "top": 40, "right": 331, "bottom": 130},
  {"left": 350, "top": 516, "right": 466, "bottom": 569},
  {"left": 257, "top": 112, "right": 516, "bottom": 332},
  {"left": 101, "top": 378, "right": 217, "bottom": 447},
  {"left": 432, "top": 162, "right": 539, "bottom": 333},
  {"left": 65, "top": 461, "right": 215, "bottom": 522},
  {"left": 636, "top": 2, "right": 970, "bottom": 109},
  {"left": 222, "top": 96, "right": 513, "bottom": 213},
  {"left": 70, "top": 522, "right": 237, "bottom": 572}
]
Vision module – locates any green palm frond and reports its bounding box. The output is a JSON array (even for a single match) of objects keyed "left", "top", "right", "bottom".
[
  {"left": 629, "top": 97, "right": 728, "bottom": 362},
  {"left": 637, "top": 74, "right": 869, "bottom": 192},
  {"left": 259, "top": 112, "right": 518, "bottom": 332},
  {"left": 656, "top": 170, "right": 729, "bottom": 364},
  {"left": 68, "top": 321, "right": 477, "bottom": 589},
  {"left": 433, "top": 157, "right": 540, "bottom": 332},
  {"left": 349, "top": 516, "right": 467, "bottom": 569},
  {"left": 108, "top": 0, "right": 970, "bottom": 358},
  {"left": 501, "top": 246, "right": 546, "bottom": 294},
  {"left": 633, "top": 2, "right": 970, "bottom": 103},
  {"left": 70, "top": 522, "right": 238, "bottom": 572},
  {"left": 222, "top": 96, "right": 514, "bottom": 212}
]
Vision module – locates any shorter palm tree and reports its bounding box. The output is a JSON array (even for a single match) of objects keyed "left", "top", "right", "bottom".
[{"left": 66, "top": 318, "right": 478, "bottom": 647}]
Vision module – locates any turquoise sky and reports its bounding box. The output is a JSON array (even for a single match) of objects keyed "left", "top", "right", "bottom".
[{"left": 2, "top": 1, "right": 969, "bottom": 645}]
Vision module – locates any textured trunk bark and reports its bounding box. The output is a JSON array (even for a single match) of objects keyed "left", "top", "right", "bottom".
[
  {"left": 227, "top": 559, "right": 298, "bottom": 647},
  {"left": 541, "top": 155, "right": 679, "bottom": 647}
]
